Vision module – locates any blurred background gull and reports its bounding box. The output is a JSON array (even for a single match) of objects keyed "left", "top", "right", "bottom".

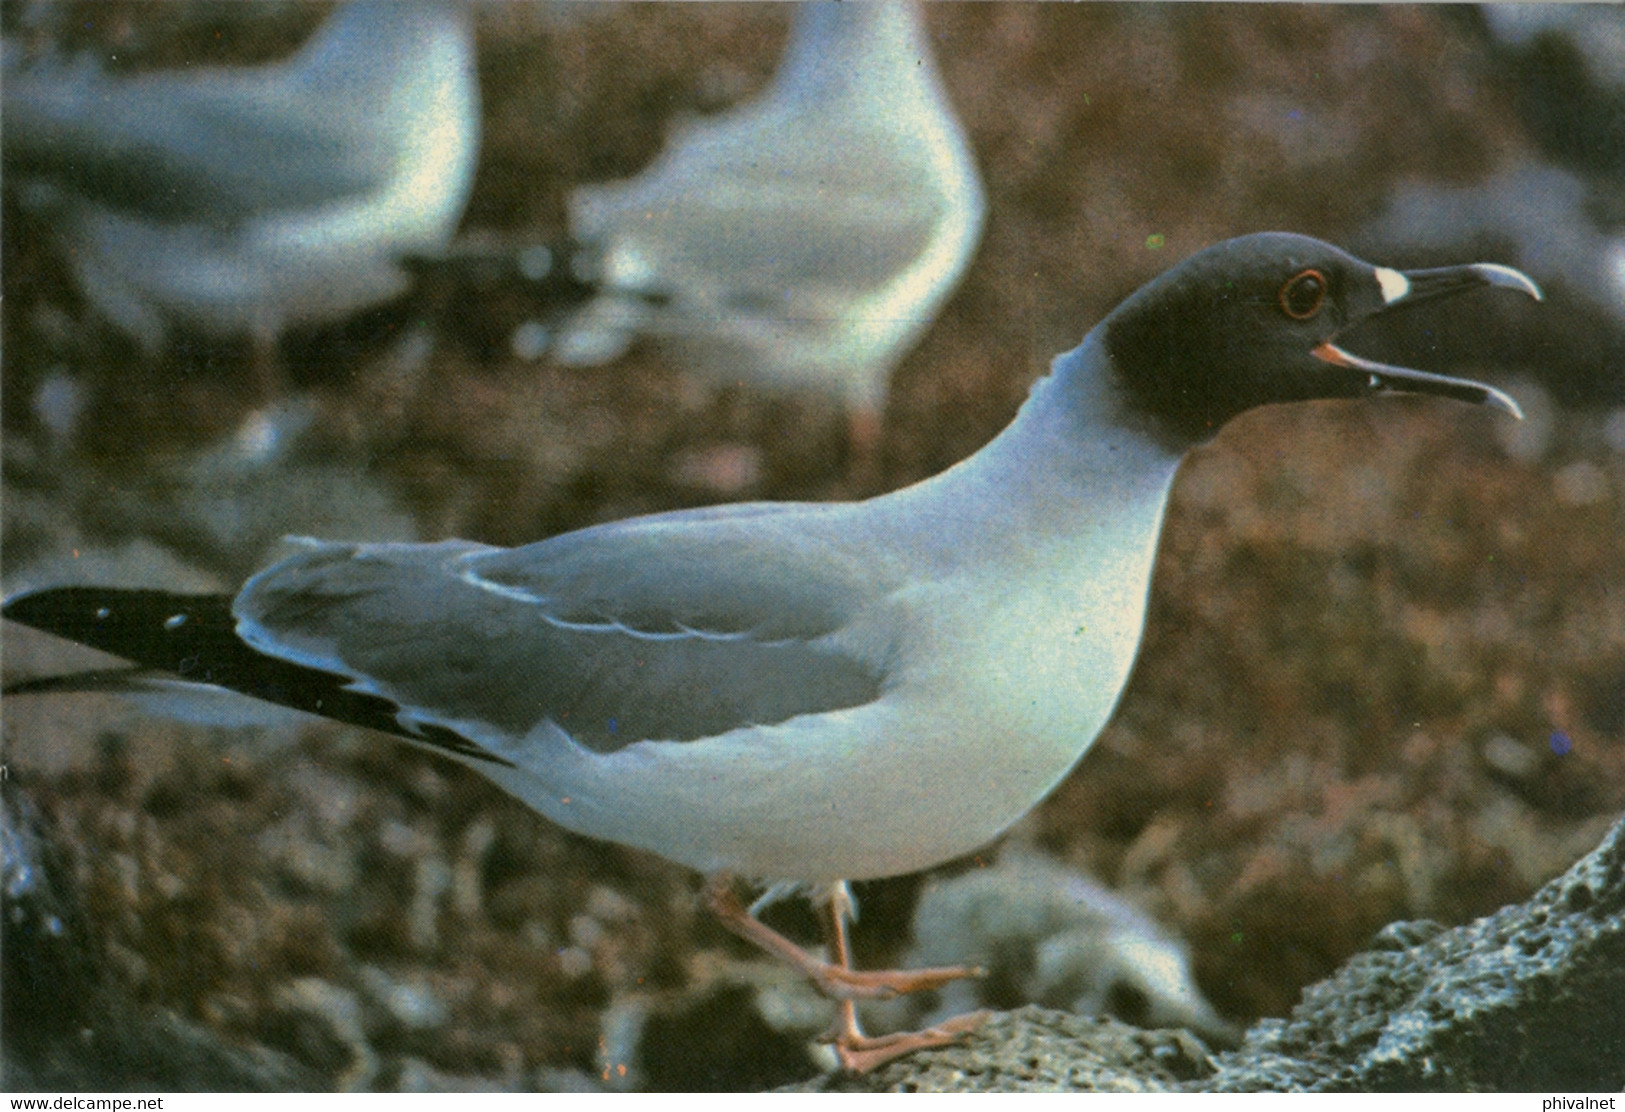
[
  {"left": 866, "top": 846, "right": 1239, "bottom": 1051},
  {"left": 3, "top": 0, "right": 480, "bottom": 377},
  {"left": 552, "top": 0, "right": 985, "bottom": 449}
]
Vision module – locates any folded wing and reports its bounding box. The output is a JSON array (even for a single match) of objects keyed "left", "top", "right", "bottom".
[{"left": 237, "top": 511, "right": 895, "bottom": 756}]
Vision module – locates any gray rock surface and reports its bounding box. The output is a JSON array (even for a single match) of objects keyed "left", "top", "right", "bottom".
[
  {"left": 795, "top": 812, "right": 1625, "bottom": 1092},
  {"left": 1205, "top": 809, "right": 1625, "bottom": 1091},
  {"left": 791, "top": 1010, "right": 1208, "bottom": 1093}
]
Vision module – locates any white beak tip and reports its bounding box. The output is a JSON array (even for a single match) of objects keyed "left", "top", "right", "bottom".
[{"left": 1471, "top": 263, "right": 1544, "bottom": 302}]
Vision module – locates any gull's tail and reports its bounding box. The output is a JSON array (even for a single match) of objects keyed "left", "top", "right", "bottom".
[{"left": 3, "top": 587, "right": 511, "bottom": 766}]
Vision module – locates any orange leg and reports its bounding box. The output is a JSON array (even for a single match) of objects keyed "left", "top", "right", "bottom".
[
  {"left": 702, "top": 874, "right": 989, "bottom": 1072},
  {"left": 817, "top": 883, "right": 990, "bottom": 1072}
]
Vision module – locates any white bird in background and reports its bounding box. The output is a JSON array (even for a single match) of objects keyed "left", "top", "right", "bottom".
[
  {"left": 3, "top": 235, "right": 1538, "bottom": 1072},
  {"left": 4, "top": 0, "right": 480, "bottom": 361},
  {"left": 556, "top": 0, "right": 986, "bottom": 447},
  {"left": 896, "top": 850, "right": 1238, "bottom": 1047}
]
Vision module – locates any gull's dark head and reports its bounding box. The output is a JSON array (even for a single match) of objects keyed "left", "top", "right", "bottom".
[{"left": 1101, "top": 232, "right": 1541, "bottom": 446}]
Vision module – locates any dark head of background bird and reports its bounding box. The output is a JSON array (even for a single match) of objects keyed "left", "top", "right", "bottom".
[{"left": 1102, "top": 232, "right": 1541, "bottom": 446}]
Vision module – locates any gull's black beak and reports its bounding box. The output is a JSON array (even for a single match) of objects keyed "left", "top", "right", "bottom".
[{"left": 1314, "top": 262, "right": 1542, "bottom": 419}]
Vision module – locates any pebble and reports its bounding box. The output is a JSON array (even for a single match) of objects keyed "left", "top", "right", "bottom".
[
  {"left": 410, "top": 855, "right": 452, "bottom": 951},
  {"left": 1482, "top": 733, "right": 1541, "bottom": 780},
  {"left": 358, "top": 965, "right": 450, "bottom": 1031},
  {"left": 1552, "top": 460, "right": 1610, "bottom": 505},
  {"left": 273, "top": 977, "right": 376, "bottom": 1092},
  {"left": 558, "top": 945, "right": 594, "bottom": 979}
]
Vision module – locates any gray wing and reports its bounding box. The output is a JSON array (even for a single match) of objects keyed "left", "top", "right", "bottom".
[
  {"left": 3, "top": 2, "right": 448, "bottom": 222},
  {"left": 234, "top": 510, "right": 895, "bottom": 755},
  {"left": 5, "top": 73, "right": 384, "bottom": 223}
]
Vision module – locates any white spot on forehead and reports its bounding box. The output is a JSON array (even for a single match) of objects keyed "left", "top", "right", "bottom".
[{"left": 1375, "top": 267, "right": 1410, "bottom": 304}]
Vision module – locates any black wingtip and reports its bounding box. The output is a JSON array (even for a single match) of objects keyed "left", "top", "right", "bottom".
[
  {"left": 4, "top": 586, "right": 515, "bottom": 769},
  {"left": 3, "top": 587, "right": 239, "bottom": 673}
]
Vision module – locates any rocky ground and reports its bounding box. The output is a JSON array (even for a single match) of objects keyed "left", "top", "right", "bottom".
[
  {"left": 3, "top": 2, "right": 1622, "bottom": 1092},
  {"left": 806, "top": 812, "right": 1625, "bottom": 1092}
]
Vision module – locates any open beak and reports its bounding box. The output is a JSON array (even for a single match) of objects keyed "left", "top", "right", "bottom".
[{"left": 1313, "top": 262, "right": 1542, "bottom": 419}]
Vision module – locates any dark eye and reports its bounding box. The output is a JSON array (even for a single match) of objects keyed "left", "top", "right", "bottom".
[{"left": 1278, "top": 269, "right": 1326, "bottom": 319}]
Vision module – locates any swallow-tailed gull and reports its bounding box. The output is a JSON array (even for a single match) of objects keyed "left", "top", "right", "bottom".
[
  {"left": 2, "top": 233, "right": 1540, "bottom": 1071},
  {"left": 555, "top": 0, "right": 985, "bottom": 438},
  {"left": 4, "top": 1, "right": 479, "bottom": 357}
]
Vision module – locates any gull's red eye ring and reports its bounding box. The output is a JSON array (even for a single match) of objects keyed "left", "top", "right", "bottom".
[{"left": 1279, "top": 269, "right": 1327, "bottom": 320}]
